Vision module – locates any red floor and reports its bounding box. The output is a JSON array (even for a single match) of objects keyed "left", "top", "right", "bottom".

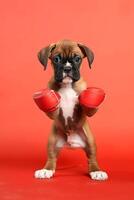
[{"left": 1, "top": 150, "right": 134, "bottom": 200}]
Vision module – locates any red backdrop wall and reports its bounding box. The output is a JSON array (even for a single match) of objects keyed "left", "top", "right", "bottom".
[{"left": 0, "top": 0, "right": 134, "bottom": 199}]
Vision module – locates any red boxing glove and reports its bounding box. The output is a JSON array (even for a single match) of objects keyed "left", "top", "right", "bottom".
[
  {"left": 33, "top": 89, "right": 61, "bottom": 112},
  {"left": 79, "top": 87, "right": 105, "bottom": 108}
]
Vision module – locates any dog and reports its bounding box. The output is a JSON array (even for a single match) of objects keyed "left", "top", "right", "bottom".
[{"left": 34, "top": 39, "right": 108, "bottom": 180}]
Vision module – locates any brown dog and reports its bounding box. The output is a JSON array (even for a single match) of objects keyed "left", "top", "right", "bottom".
[{"left": 34, "top": 39, "right": 108, "bottom": 180}]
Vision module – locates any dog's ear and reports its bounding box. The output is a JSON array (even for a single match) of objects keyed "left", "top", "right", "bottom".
[
  {"left": 38, "top": 43, "right": 56, "bottom": 70},
  {"left": 78, "top": 43, "right": 94, "bottom": 68}
]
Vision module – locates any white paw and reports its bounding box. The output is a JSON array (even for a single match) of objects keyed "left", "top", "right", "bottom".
[
  {"left": 90, "top": 171, "right": 108, "bottom": 181},
  {"left": 34, "top": 169, "right": 55, "bottom": 179}
]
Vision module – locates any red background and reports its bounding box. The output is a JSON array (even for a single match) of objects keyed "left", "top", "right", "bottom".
[{"left": 0, "top": 0, "right": 134, "bottom": 199}]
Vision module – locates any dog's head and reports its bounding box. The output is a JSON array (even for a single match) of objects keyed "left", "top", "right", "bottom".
[{"left": 38, "top": 39, "right": 94, "bottom": 83}]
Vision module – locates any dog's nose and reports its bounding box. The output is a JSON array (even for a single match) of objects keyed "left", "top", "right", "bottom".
[{"left": 64, "top": 67, "right": 71, "bottom": 73}]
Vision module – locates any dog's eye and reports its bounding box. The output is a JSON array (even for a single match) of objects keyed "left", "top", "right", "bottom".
[
  {"left": 53, "top": 55, "right": 61, "bottom": 63},
  {"left": 73, "top": 55, "right": 81, "bottom": 63}
]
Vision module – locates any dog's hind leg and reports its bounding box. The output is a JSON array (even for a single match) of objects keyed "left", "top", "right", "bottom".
[
  {"left": 34, "top": 124, "right": 61, "bottom": 179},
  {"left": 83, "top": 121, "right": 108, "bottom": 181}
]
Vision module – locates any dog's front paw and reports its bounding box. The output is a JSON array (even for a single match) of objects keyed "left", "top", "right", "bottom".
[
  {"left": 34, "top": 169, "right": 55, "bottom": 179},
  {"left": 90, "top": 171, "right": 108, "bottom": 181}
]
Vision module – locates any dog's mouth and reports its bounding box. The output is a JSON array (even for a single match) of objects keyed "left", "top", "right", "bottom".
[
  {"left": 61, "top": 72, "right": 73, "bottom": 83},
  {"left": 62, "top": 76, "right": 73, "bottom": 84},
  {"left": 55, "top": 69, "right": 80, "bottom": 83}
]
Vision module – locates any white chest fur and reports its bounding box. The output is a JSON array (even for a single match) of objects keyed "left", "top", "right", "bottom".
[{"left": 58, "top": 83, "right": 78, "bottom": 125}]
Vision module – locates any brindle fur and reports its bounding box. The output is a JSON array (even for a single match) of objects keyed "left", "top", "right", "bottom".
[{"left": 39, "top": 40, "right": 100, "bottom": 174}]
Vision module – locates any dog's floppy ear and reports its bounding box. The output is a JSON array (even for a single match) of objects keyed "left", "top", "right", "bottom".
[
  {"left": 38, "top": 43, "right": 56, "bottom": 70},
  {"left": 78, "top": 43, "right": 94, "bottom": 68}
]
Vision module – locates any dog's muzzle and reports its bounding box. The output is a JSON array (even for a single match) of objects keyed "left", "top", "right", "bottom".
[
  {"left": 63, "top": 65, "right": 73, "bottom": 78},
  {"left": 53, "top": 60, "right": 81, "bottom": 83},
  {"left": 62, "top": 66, "right": 73, "bottom": 83}
]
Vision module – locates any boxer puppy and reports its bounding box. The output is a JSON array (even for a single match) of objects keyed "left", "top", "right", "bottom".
[{"left": 34, "top": 39, "right": 108, "bottom": 181}]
